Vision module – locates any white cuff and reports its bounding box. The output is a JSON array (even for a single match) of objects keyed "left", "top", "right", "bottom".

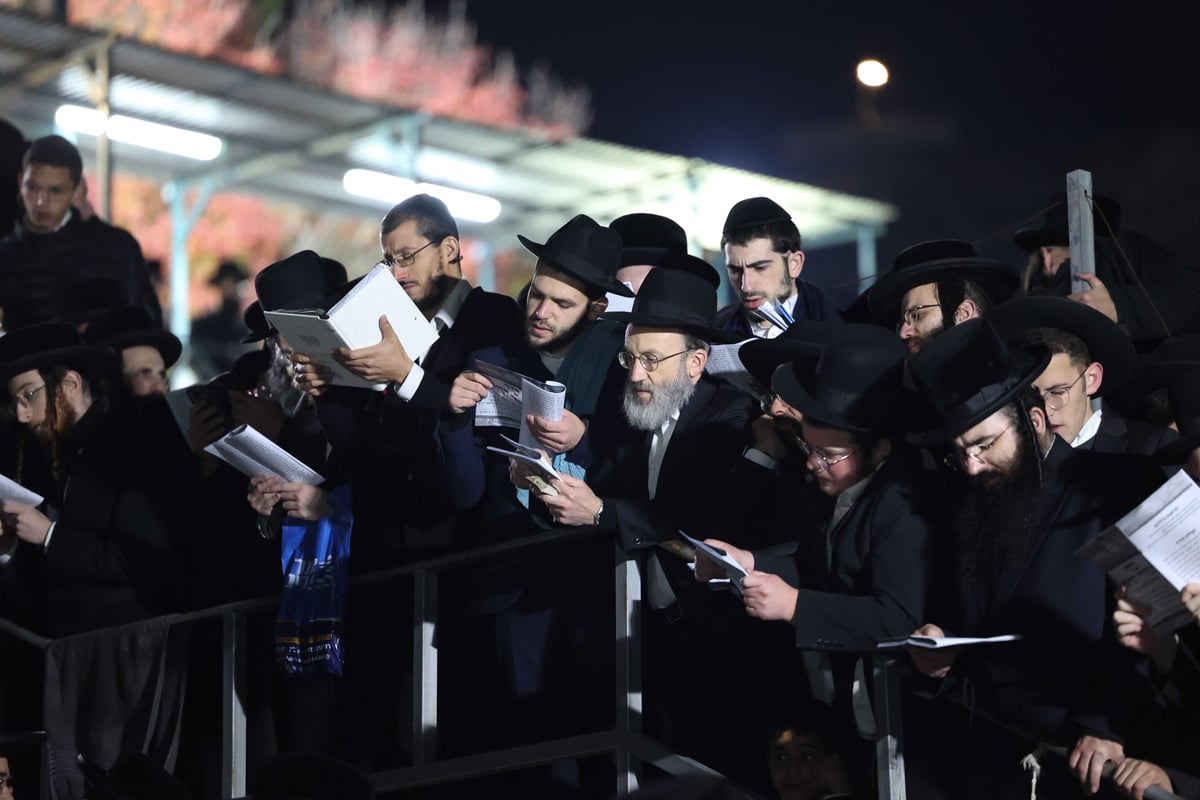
[
  {"left": 42, "top": 521, "right": 57, "bottom": 551},
  {"left": 743, "top": 447, "right": 779, "bottom": 473},
  {"left": 393, "top": 363, "right": 426, "bottom": 401}
]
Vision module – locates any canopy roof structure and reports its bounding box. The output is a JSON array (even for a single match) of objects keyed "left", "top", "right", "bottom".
[{"left": 0, "top": 7, "right": 898, "bottom": 335}]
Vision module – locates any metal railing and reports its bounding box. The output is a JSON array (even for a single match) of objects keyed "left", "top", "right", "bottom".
[{"left": 1, "top": 527, "right": 910, "bottom": 799}]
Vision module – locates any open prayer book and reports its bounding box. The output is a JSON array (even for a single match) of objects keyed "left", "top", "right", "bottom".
[
  {"left": 204, "top": 424, "right": 324, "bottom": 485},
  {"left": 473, "top": 361, "right": 566, "bottom": 448},
  {"left": 264, "top": 263, "right": 439, "bottom": 391},
  {"left": 486, "top": 434, "right": 560, "bottom": 496},
  {"left": 1076, "top": 469, "right": 1200, "bottom": 635},
  {"left": 877, "top": 634, "right": 1022, "bottom": 650},
  {"left": 751, "top": 300, "right": 794, "bottom": 331},
  {"left": 0, "top": 473, "right": 44, "bottom": 507},
  {"left": 680, "top": 531, "right": 748, "bottom": 596}
]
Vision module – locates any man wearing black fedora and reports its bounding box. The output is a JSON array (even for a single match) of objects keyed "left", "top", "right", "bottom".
[
  {"left": 717, "top": 197, "right": 841, "bottom": 340},
  {"left": 0, "top": 322, "right": 182, "bottom": 636},
  {"left": 988, "top": 295, "right": 1177, "bottom": 455},
  {"left": 1015, "top": 192, "right": 1200, "bottom": 345},
  {"left": 902, "top": 318, "right": 1165, "bottom": 798},
  {"left": 866, "top": 239, "right": 1018, "bottom": 359},
  {"left": 83, "top": 306, "right": 182, "bottom": 398},
  {"left": 606, "top": 213, "right": 720, "bottom": 310}
]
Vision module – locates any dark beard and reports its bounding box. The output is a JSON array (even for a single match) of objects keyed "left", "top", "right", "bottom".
[
  {"left": 951, "top": 424, "right": 1044, "bottom": 587},
  {"left": 416, "top": 273, "right": 457, "bottom": 314},
  {"left": 528, "top": 309, "right": 590, "bottom": 353}
]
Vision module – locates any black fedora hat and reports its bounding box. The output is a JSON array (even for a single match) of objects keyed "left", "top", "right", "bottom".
[
  {"left": 738, "top": 321, "right": 831, "bottom": 386},
  {"left": 723, "top": 197, "right": 791, "bottom": 233},
  {"left": 84, "top": 306, "right": 183, "bottom": 368},
  {"left": 603, "top": 267, "right": 737, "bottom": 343},
  {"left": 64, "top": 276, "right": 127, "bottom": 326},
  {"left": 655, "top": 250, "right": 721, "bottom": 290},
  {"left": 255, "top": 251, "right": 349, "bottom": 312},
  {"left": 772, "top": 324, "right": 909, "bottom": 434},
  {"left": 0, "top": 321, "right": 115, "bottom": 386},
  {"left": 1155, "top": 368, "right": 1200, "bottom": 465},
  {"left": 907, "top": 318, "right": 1050, "bottom": 445},
  {"left": 1014, "top": 192, "right": 1122, "bottom": 252},
  {"left": 987, "top": 295, "right": 1136, "bottom": 396},
  {"left": 241, "top": 300, "right": 272, "bottom": 344},
  {"left": 609, "top": 213, "right": 687, "bottom": 268},
  {"left": 867, "top": 239, "right": 1019, "bottom": 325},
  {"left": 518, "top": 214, "right": 632, "bottom": 297},
  {"left": 208, "top": 260, "right": 248, "bottom": 286}
]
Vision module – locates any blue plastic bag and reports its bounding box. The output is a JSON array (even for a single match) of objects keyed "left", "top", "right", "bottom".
[{"left": 275, "top": 484, "right": 353, "bottom": 676}]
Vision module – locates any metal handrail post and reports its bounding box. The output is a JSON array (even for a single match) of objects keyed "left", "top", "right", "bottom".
[
  {"left": 614, "top": 545, "right": 642, "bottom": 795},
  {"left": 221, "top": 610, "right": 248, "bottom": 800},
  {"left": 872, "top": 656, "right": 906, "bottom": 800},
  {"left": 412, "top": 567, "right": 438, "bottom": 766}
]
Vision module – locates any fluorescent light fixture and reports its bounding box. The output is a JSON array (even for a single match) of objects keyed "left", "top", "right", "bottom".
[
  {"left": 55, "top": 104, "right": 223, "bottom": 161},
  {"left": 416, "top": 149, "right": 498, "bottom": 190},
  {"left": 343, "top": 168, "right": 502, "bottom": 224}
]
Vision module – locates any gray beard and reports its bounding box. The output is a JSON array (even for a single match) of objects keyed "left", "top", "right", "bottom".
[{"left": 621, "top": 366, "right": 697, "bottom": 431}]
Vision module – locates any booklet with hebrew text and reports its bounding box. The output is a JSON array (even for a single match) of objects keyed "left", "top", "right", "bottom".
[
  {"left": 0, "top": 473, "right": 44, "bottom": 507},
  {"left": 473, "top": 360, "right": 567, "bottom": 448},
  {"left": 485, "top": 434, "right": 561, "bottom": 496},
  {"left": 265, "top": 263, "right": 439, "bottom": 391},
  {"left": 204, "top": 424, "right": 324, "bottom": 485}
]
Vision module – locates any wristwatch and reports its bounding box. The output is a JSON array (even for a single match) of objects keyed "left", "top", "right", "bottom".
[{"left": 592, "top": 499, "right": 605, "bottom": 527}]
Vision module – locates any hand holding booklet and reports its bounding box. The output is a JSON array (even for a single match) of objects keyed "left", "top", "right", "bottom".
[
  {"left": 877, "top": 634, "right": 1022, "bottom": 650},
  {"left": 473, "top": 361, "right": 566, "bottom": 448},
  {"left": 680, "top": 531, "right": 748, "bottom": 595},
  {"left": 204, "top": 424, "right": 324, "bottom": 485},
  {"left": 0, "top": 473, "right": 44, "bottom": 507},
  {"left": 486, "top": 434, "right": 560, "bottom": 496},
  {"left": 264, "top": 263, "right": 439, "bottom": 391}
]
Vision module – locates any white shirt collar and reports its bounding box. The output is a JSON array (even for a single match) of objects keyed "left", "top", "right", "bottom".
[
  {"left": 1071, "top": 405, "right": 1104, "bottom": 447},
  {"left": 432, "top": 278, "right": 472, "bottom": 333}
]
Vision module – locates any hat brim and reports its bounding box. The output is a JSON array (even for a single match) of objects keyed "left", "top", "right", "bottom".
[
  {"left": 602, "top": 311, "right": 740, "bottom": 344},
  {"left": 97, "top": 329, "right": 183, "bottom": 369},
  {"left": 1013, "top": 226, "right": 1067, "bottom": 252},
  {"left": 987, "top": 296, "right": 1137, "bottom": 396},
  {"left": 867, "top": 259, "right": 1020, "bottom": 324},
  {"left": 1155, "top": 431, "right": 1199, "bottom": 466},
  {"left": 241, "top": 328, "right": 274, "bottom": 344},
  {"left": 0, "top": 344, "right": 116, "bottom": 388},
  {"left": 908, "top": 345, "right": 1051, "bottom": 446},
  {"left": 738, "top": 327, "right": 830, "bottom": 386},
  {"left": 620, "top": 246, "right": 673, "bottom": 269},
  {"left": 518, "top": 235, "right": 635, "bottom": 298},
  {"left": 773, "top": 358, "right": 909, "bottom": 434}
]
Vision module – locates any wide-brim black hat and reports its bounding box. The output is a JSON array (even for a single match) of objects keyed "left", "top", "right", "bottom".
[
  {"left": 518, "top": 214, "right": 633, "bottom": 297},
  {"left": 609, "top": 213, "right": 688, "bottom": 268},
  {"left": 738, "top": 321, "right": 831, "bottom": 386},
  {"left": 771, "top": 324, "right": 910, "bottom": 434},
  {"left": 208, "top": 260, "right": 248, "bottom": 286},
  {"left": 602, "top": 267, "right": 738, "bottom": 343},
  {"left": 907, "top": 318, "right": 1051, "bottom": 445},
  {"left": 240, "top": 301, "right": 273, "bottom": 344},
  {"left": 255, "top": 251, "right": 349, "bottom": 312},
  {"left": 0, "top": 321, "right": 115, "bottom": 387},
  {"left": 64, "top": 276, "right": 127, "bottom": 326},
  {"left": 987, "top": 295, "right": 1136, "bottom": 396},
  {"left": 655, "top": 251, "right": 721, "bottom": 290},
  {"left": 867, "top": 240, "right": 1020, "bottom": 325},
  {"left": 1014, "top": 193, "right": 1122, "bottom": 252},
  {"left": 84, "top": 306, "right": 183, "bottom": 368}
]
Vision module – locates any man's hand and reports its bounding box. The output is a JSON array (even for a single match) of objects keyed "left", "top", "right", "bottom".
[
  {"left": 526, "top": 410, "right": 586, "bottom": 454},
  {"left": 276, "top": 483, "right": 333, "bottom": 521},
  {"left": 907, "top": 623, "right": 959, "bottom": 679},
  {"left": 335, "top": 315, "right": 413, "bottom": 385},
  {"left": 538, "top": 473, "right": 601, "bottom": 526},
  {"left": 1, "top": 504, "right": 52, "bottom": 546},
  {"left": 1068, "top": 273, "right": 1118, "bottom": 323},
  {"left": 247, "top": 475, "right": 283, "bottom": 516},
  {"left": 507, "top": 459, "right": 534, "bottom": 490},
  {"left": 740, "top": 570, "right": 797, "bottom": 622},
  {"left": 449, "top": 371, "right": 492, "bottom": 414},
  {"left": 694, "top": 538, "right": 754, "bottom": 582},
  {"left": 229, "top": 392, "right": 285, "bottom": 442},
  {"left": 1112, "top": 758, "right": 1173, "bottom": 800},
  {"left": 292, "top": 352, "right": 334, "bottom": 397},
  {"left": 1069, "top": 735, "right": 1124, "bottom": 795},
  {"left": 1182, "top": 582, "right": 1200, "bottom": 624}
]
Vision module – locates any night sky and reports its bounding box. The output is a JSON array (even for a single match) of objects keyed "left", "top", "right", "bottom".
[{"left": 454, "top": 0, "right": 1200, "bottom": 304}]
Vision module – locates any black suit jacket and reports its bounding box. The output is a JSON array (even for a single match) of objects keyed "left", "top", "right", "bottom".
[
  {"left": 754, "top": 451, "right": 939, "bottom": 652},
  {"left": 1088, "top": 404, "right": 1179, "bottom": 457},
  {"left": 946, "top": 439, "right": 1163, "bottom": 744}
]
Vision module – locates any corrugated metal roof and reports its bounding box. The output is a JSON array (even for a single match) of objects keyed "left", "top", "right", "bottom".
[{"left": 0, "top": 7, "right": 897, "bottom": 254}]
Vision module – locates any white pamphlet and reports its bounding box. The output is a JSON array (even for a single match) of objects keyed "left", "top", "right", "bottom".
[
  {"left": 0, "top": 473, "right": 44, "bottom": 507},
  {"left": 204, "top": 424, "right": 324, "bottom": 485}
]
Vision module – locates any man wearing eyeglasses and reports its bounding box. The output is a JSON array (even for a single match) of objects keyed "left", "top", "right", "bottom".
[
  {"left": 902, "top": 318, "right": 1166, "bottom": 798},
  {"left": 716, "top": 197, "right": 841, "bottom": 340},
  {"left": 866, "top": 240, "right": 1019, "bottom": 359},
  {"left": 989, "top": 296, "right": 1177, "bottom": 455}
]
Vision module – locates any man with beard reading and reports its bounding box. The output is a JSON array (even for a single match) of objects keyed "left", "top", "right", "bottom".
[
  {"left": 902, "top": 318, "right": 1164, "bottom": 799},
  {"left": 0, "top": 323, "right": 180, "bottom": 636}
]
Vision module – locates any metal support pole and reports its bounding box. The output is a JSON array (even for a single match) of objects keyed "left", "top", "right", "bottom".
[
  {"left": 84, "top": 40, "right": 112, "bottom": 220},
  {"left": 872, "top": 657, "right": 906, "bottom": 800},
  {"left": 474, "top": 240, "right": 495, "bottom": 293},
  {"left": 221, "top": 611, "right": 248, "bottom": 800},
  {"left": 164, "top": 179, "right": 216, "bottom": 345},
  {"left": 614, "top": 546, "right": 642, "bottom": 795},
  {"left": 1066, "top": 169, "right": 1095, "bottom": 295},
  {"left": 856, "top": 223, "right": 879, "bottom": 292},
  {"left": 412, "top": 568, "right": 439, "bottom": 766}
]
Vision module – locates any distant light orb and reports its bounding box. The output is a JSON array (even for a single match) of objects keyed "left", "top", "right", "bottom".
[{"left": 856, "top": 59, "right": 889, "bottom": 88}]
